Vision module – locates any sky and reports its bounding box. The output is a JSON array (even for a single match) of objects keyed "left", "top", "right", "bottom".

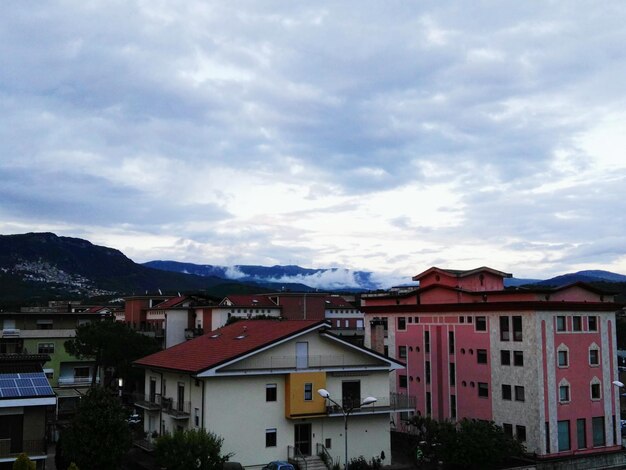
[{"left": 2, "top": 1, "right": 626, "bottom": 286}]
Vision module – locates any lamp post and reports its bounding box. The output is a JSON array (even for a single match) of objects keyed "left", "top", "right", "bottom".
[{"left": 318, "top": 388, "right": 377, "bottom": 470}]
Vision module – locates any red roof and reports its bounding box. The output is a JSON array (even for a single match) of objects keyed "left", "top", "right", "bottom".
[
  {"left": 324, "top": 296, "right": 357, "bottom": 309},
  {"left": 134, "top": 320, "right": 324, "bottom": 373},
  {"left": 412, "top": 266, "right": 512, "bottom": 281},
  {"left": 220, "top": 295, "right": 279, "bottom": 308},
  {"left": 151, "top": 296, "right": 188, "bottom": 309}
]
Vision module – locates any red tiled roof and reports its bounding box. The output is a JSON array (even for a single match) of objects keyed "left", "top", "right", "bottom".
[
  {"left": 86, "top": 306, "right": 107, "bottom": 313},
  {"left": 324, "top": 296, "right": 357, "bottom": 309},
  {"left": 220, "top": 295, "right": 279, "bottom": 308},
  {"left": 151, "top": 296, "right": 188, "bottom": 309},
  {"left": 412, "top": 266, "right": 512, "bottom": 281},
  {"left": 134, "top": 320, "right": 324, "bottom": 373}
]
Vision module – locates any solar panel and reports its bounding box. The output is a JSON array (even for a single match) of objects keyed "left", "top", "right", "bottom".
[
  {"left": 32, "top": 378, "right": 50, "bottom": 387},
  {"left": 0, "top": 371, "right": 54, "bottom": 399}
]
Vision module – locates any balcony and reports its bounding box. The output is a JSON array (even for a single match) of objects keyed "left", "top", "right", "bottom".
[
  {"left": 161, "top": 398, "right": 191, "bottom": 419},
  {"left": 225, "top": 354, "right": 384, "bottom": 372},
  {"left": 0, "top": 439, "right": 46, "bottom": 459},
  {"left": 323, "top": 393, "right": 415, "bottom": 416},
  {"left": 58, "top": 376, "right": 99, "bottom": 387},
  {"left": 133, "top": 393, "right": 162, "bottom": 411}
]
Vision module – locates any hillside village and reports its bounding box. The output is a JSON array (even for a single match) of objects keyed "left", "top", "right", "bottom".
[{"left": 2, "top": 264, "right": 626, "bottom": 469}]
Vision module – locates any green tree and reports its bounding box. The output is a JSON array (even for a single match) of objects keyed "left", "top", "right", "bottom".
[
  {"left": 155, "top": 429, "right": 231, "bottom": 470},
  {"left": 60, "top": 386, "right": 132, "bottom": 470},
  {"left": 64, "top": 319, "right": 160, "bottom": 387},
  {"left": 409, "top": 416, "right": 524, "bottom": 469},
  {"left": 12, "top": 453, "right": 35, "bottom": 470}
]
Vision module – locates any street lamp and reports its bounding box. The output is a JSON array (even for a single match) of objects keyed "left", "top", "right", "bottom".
[{"left": 318, "top": 388, "right": 377, "bottom": 470}]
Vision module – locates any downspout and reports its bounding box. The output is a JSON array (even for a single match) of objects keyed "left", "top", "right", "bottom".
[
  {"left": 202, "top": 379, "right": 206, "bottom": 429},
  {"left": 158, "top": 370, "right": 164, "bottom": 435}
]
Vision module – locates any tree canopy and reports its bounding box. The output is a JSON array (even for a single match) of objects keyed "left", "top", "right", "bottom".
[
  {"left": 12, "top": 453, "right": 35, "bottom": 470},
  {"left": 59, "top": 386, "right": 132, "bottom": 470},
  {"left": 64, "top": 319, "right": 160, "bottom": 387},
  {"left": 408, "top": 416, "right": 525, "bottom": 469},
  {"left": 155, "top": 428, "right": 231, "bottom": 470}
]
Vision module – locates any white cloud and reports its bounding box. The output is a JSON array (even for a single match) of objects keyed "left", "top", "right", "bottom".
[{"left": 1, "top": 1, "right": 626, "bottom": 280}]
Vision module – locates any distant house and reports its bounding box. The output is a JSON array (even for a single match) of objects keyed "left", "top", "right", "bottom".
[
  {"left": 0, "top": 303, "right": 106, "bottom": 420},
  {"left": 134, "top": 320, "right": 411, "bottom": 468},
  {"left": 362, "top": 266, "right": 623, "bottom": 460},
  {"left": 0, "top": 353, "right": 56, "bottom": 469}
]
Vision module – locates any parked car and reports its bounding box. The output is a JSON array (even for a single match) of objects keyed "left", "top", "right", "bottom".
[
  {"left": 223, "top": 462, "right": 244, "bottom": 470},
  {"left": 262, "top": 461, "right": 295, "bottom": 470},
  {"left": 127, "top": 411, "right": 141, "bottom": 425}
]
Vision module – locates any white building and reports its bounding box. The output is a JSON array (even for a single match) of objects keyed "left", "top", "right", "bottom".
[{"left": 134, "top": 320, "right": 412, "bottom": 468}]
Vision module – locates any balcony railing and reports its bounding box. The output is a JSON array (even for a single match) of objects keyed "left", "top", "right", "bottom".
[
  {"left": 323, "top": 393, "right": 415, "bottom": 415},
  {"left": 226, "top": 354, "right": 383, "bottom": 371},
  {"left": 58, "top": 376, "right": 98, "bottom": 386},
  {"left": 133, "top": 392, "right": 162, "bottom": 411},
  {"left": 161, "top": 398, "right": 191, "bottom": 419},
  {"left": 0, "top": 439, "right": 46, "bottom": 458}
]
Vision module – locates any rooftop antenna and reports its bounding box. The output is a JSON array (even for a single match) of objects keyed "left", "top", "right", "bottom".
[{"left": 158, "top": 289, "right": 162, "bottom": 295}]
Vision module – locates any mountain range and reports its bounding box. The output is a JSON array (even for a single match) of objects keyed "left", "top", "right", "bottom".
[{"left": 1, "top": 232, "right": 626, "bottom": 307}]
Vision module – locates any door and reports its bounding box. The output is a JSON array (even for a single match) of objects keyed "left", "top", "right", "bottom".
[
  {"left": 149, "top": 378, "right": 156, "bottom": 402},
  {"left": 294, "top": 423, "right": 312, "bottom": 456},
  {"left": 296, "top": 342, "right": 308, "bottom": 369}
]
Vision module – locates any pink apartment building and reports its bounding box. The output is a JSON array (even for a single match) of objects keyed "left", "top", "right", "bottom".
[{"left": 361, "top": 267, "right": 622, "bottom": 459}]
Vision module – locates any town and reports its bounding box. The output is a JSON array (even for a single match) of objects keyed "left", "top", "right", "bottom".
[{"left": 2, "top": 265, "right": 625, "bottom": 469}]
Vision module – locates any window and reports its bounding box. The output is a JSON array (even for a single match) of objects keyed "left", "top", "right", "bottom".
[
  {"left": 589, "top": 347, "right": 599, "bottom": 366},
  {"left": 516, "top": 425, "right": 527, "bottom": 442},
  {"left": 558, "top": 420, "right": 571, "bottom": 451},
  {"left": 467, "top": 316, "right": 473, "bottom": 323},
  {"left": 501, "top": 350, "right": 511, "bottom": 366},
  {"left": 588, "top": 316, "right": 598, "bottom": 331},
  {"left": 476, "top": 316, "right": 487, "bottom": 331},
  {"left": 397, "top": 317, "right": 406, "bottom": 330},
  {"left": 398, "top": 345, "right": 407, "bottom": 359},
  {"left": 399, "top": 375, "right": 407, "bottom": 388},
  {"left": 477, "top": 349, "right": 487, "bottom": 364},
  {"left": 194, "top": 408, "right": 200, "bottom": 427},
  {"left": 424, "top": 331, "right": 430, "bottom": 353},
  {"left": 592, "top": 417, "right": 605, "bottom": 446},
  {"left": 38, "top": 343, "right": 55, "bottom": 354},
  {"left": 425, "top": 361, "right": 431, "bottom": 384},
  {"left": 450, "top": 394, "right": 457, "bottom": 419},
  {"left": 556, "top": 316, "right": 566, "bottom": 332},
  {"left": 449, "top": 363, "right": 456, "bottom": 386},
  {"left": 500, "top": 316, "right": 510, "bottom": 341},
  {"left": 577, "top": 418, "right": 587, "bottom": 449},
  {"left": 36, "top": 319, "right": 53, "bottom": 330},
  {"left": 573, "top": 316, "right": 582, "bottom": 332},
  {"left": 503, "top": 423, "right": 513, "bottom": 436},
  {"left": 502, "top": 384, "right": 512, "bottom": 400},
  {"left": 449, "top": 331, "right": 455, "bottom": 354},
  {"left": 512, "top": 316, "right": 522, "bottom": 341},
  {"left": 558, "top": 349, "right": 569, "bottom": 367},
  {"left": 559, "top": 384, "right": 570, "bottom": 403},
  {"left": 515, "top": 386, "right": 525, "bottom": 402},
  {"left": 74, "top": 367, "right": 90, "bottom": 378},
  {"left": 304, "top": 383, "right": 313, "bottom": 401},
  {"left": 460, "top": 316, "right": 465, "bottom": 323},
  {"left": 325, "top": 438, "right": 332, "bottom": 449},
  {"left": 478, "top": 382, "right": 489, "bottom": 398},
  {"left": 426, "top": 392, "right": 432, "bottom": 416},
  {"left": 266, "top": 384, "right": 277, "bottom": 402},
  {"left": 590, "top": 381, "right": 601, "bottom": 400},
  {"left": 513, "top": 351, "right": 524, "bottom": 367},
  {"left": 265, "top": 428, "right": 277, "bottom": 447}
]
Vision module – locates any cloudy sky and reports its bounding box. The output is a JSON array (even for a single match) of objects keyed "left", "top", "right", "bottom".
[{"left": 2, "top": 1, "right": 626, "bottom": 284}]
